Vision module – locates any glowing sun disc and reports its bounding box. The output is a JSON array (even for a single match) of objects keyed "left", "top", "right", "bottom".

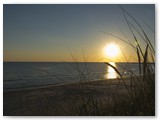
[{"left": 104, "top": 43, "right": 119, "bottom": 57}]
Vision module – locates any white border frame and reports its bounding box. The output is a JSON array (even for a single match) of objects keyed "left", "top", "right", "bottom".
[{"left": 1, "top": 1, "right": 159, "bottom": 120}]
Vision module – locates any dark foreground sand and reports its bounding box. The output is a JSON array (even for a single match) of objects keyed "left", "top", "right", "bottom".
[{"left": 4, "top": 78, "right": 135, "bottom": 116}]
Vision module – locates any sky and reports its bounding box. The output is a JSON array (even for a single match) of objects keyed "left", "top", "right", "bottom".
[{"left": 3, "top": 4, "right": 155, "bottom": 62}]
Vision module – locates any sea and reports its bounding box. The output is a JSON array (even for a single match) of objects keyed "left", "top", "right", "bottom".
[{"left": 3, "top": 62, "right": 154, "bottom": 91}]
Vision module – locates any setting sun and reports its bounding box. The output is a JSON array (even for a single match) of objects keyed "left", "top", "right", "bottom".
[{"left": 104, "top": 43, "right": 120, "bottom": 58}]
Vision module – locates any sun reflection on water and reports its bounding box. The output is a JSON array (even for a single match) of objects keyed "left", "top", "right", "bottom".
[{"left": 104, "top": 62, "right": 118, "bottom": 79}]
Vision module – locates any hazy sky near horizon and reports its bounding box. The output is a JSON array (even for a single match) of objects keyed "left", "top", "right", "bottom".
[{"left": 3, "top": 4, "right": 155, "bottom": 62}]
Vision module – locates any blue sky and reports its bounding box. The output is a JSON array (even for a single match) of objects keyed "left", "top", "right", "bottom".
[{"left": 3, "top": 4, "right": 155, "bottom": 62}]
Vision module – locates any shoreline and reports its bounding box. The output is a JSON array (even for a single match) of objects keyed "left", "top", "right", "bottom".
[{"left": 4, "top": 76, "right": 135, "bottom": 93}]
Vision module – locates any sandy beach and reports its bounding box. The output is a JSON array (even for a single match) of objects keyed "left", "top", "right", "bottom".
[
  {"left": 4, "top": 77, "right": 135, "bottom": 116},
  {"left": 4, "top": 73, "right": 155, "bottom": 116}
]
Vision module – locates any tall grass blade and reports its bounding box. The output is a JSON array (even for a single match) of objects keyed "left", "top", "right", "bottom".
[
  {"left": 104, "top": 62, "right": 133, "bottom": 97},
  {"left": 119, "top": 27, "right": 134, "bottom": 47},
  {"left": 119, "top": 5, "right": 155, "bottom": 54},
  {"left": 136, "top": 47, "right": 141, "bottom": 74},
  {"left": 142, "top": 20, "right": 155, "bottom": 33},
  {"left": 122, "top": 9, "right": 144, "bottom": 57},
  {"left": 104, "top": 62, "right": 122, "bottom": 78},
  {"left": 143, "top": 44, "right": 149, "bottom": 74},
  {"left": 101, "top": 31, "right": 136, "bottom": 49}
]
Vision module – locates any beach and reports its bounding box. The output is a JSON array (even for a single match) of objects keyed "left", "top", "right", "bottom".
[{"left": 4, "top": 77, "right": 133, "bottom": 116}]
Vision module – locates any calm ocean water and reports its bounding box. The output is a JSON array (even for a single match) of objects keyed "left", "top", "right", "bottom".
[{"left": 3, "top": 62, "right": 153, "bottom": 91}]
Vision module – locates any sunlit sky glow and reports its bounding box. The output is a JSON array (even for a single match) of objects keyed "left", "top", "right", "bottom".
[
  {"left": 104, "top": 43, "right": 119, "bottom": 58},
  {"left": 3, "top": 4, "right": 155, "bottom": 62}
]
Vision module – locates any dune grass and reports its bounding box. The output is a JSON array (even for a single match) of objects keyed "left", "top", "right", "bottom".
[{"left": 63, "top": 6, "right": 155, "bottom": 115}]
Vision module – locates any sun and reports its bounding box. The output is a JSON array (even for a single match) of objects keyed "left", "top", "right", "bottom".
[{"left": 104, "top": 43, "right": 119, "bottom": 58}]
